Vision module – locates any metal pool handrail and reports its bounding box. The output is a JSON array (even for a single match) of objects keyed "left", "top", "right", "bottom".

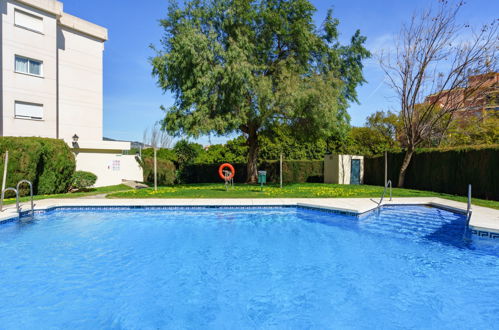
[
  {"left": 378, "top": 180, "right": 392, "bottom": 206},
  {"left": 466, "top": 184, "right": 472, "bottom": 225},
  {"left": 0, "top": 187, "right": 20, "bottom": 213},
  {"left": 17, "top": 180, "right": 34, "bottom": 216}
]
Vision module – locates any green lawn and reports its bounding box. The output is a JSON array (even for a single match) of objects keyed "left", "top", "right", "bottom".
[
  {"left": 2, "top": 184, "right": 132, "bottom": 205},
  {"left": 107, "top": 183, "right": 499, "bottom": 210},
  {"left": 3, "top": 182, "right": 497, "bottom": 210}
]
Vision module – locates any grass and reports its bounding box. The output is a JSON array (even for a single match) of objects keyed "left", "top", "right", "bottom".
[
  {"left": 2, "top": 184, "right": 132, "bottom": 205},
  {"left": 3, "top": 182, "right": 497, "bottom": 210},
  {"left": 107, "top": 183, "right": 499, "bottom": 210}
]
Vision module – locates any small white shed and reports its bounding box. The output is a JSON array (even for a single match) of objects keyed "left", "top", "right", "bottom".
[{"left": 324, "top": 154, "right": 364, "bottom": 185}]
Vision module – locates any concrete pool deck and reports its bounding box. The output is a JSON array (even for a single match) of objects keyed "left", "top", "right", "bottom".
[{"left": 1, "top": 197, "right": 498, "bottom": 236}]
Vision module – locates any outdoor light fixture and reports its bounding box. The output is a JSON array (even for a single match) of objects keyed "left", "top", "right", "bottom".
[{"left": 72, "top": 134, "right": 79, "bottom": 149}]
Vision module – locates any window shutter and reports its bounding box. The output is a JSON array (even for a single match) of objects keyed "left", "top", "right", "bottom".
[
  {"left": 14, "top": 10, "right": 43, "bottom": 33},
  {"left": 15, "top": 102, "right": 43, "bottom": 119}
]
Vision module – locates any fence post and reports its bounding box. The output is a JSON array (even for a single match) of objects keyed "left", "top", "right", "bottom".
[
  {"left": 280, "top": 153, "right": 283, "bottom": 188},
  {"left": 384, "top": 151, "right": 387, "bottom": 186},
  {"left": 467, "top": 184, "right": 472, "bottom": 213}
]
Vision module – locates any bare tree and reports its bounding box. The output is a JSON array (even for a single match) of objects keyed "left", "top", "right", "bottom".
[
  {"left": 142, "top": 123, "right": 174, "bottom": 190},
  {"left": 380, "top": 0, "right": 498, "bottom": 187},
  {"left": 143, "top": 122, "right": 173, "bottom": 149}
]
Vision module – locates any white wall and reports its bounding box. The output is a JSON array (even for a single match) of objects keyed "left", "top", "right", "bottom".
[
  {"left": 1, "top": 0, "right": 58, "bottom": 137},
  {"left": 75, "top": 151, "right": 143, "bottom": 187},
  {"left": 1, "top": 0, "right": 107, "bottom": 141},
  {"left": 57, "top": 25, "right": 104, "bottom": 142}
]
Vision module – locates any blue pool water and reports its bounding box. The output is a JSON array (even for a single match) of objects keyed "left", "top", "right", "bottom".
[{"left": 0, "top": 205, "right": 498, "bottom": 329}]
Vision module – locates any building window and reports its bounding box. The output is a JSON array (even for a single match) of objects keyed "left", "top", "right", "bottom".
[
  {"left": 112, "top": 160, "right": 120, "bottom": 171},
  {"left": 15, "top": 101, "right": 43, "bottom": 120},
  {"left": 15, "top": 56, "right": 43, "bottom": 76},
  {"left": 14, "top": 9, "right": 43, "bottom": 33}
]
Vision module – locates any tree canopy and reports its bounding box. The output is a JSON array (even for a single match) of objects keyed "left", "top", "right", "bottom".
[
  {"left": 152, "top": 0, "right": 370, "bottom": 181},
  {"left": 379, "top": 1, "right": 498, "bottom": 186}
]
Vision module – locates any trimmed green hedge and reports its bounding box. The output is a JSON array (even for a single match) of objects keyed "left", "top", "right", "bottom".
[
  {"left": 0, "top": 137, "right": 75, "bottom": 197},
  {"left": 364, "top": 146, "right": 499, "bottom": 200},
  {"left": 141, "top": 157, "right": 176, "bottom": 185},
  {"left": 72, "top": 171, "right": 98, "bottom": 190},
  {"left": 37, "top": 138, "right": 77, "bottom": 194},
  {"left": 182, "top": 161, "right": 323, "bottom": 183}
]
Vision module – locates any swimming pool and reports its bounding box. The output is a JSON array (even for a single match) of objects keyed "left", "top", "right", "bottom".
[{"left": 0, "top": 205, "right": 498, "bottom": 329}]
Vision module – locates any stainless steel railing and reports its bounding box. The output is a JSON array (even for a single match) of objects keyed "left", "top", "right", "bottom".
[
  {"left": 0, "top": 187, "right": 20, "bottom": 213},
  {"left": 378, "top": 180, "right": 392, "bottom": 206},
  {"left": 0, "top": 180, "right": 34, "bottom": 216},
  {"left": 17, "top": 180, "right": 34, "bottom": 216},
  {"left": 466, "top": 184, "right": 472, "bottom": 225}
]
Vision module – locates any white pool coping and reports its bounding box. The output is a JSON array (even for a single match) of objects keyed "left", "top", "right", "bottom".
[{"left": 1, "top": 197, "right": 498, "bottom": 235}]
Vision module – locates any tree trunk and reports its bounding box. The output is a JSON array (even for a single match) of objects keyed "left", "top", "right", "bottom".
[
  {"left": 397, "top": 147, "right": 414, "bottom": 188},
  {"left": 246, "top": 127, "right": 258, "bottom": 183}
]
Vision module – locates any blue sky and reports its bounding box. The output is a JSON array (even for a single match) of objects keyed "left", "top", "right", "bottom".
[{"left": 62, "top": 0, "right": 498, "bottom": 145}]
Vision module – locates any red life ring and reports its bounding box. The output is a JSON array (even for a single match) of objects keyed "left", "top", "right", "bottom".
[{"left": 218, "top": 163, "right": 235, "bottom": 181}]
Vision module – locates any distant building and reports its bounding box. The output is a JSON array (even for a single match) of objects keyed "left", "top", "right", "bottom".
[
  {"left": 425, "top": 72, "right": 499, "bottom": 118},
  {"left": 0, "top": 0, "right": 143, "bottom": 186}
]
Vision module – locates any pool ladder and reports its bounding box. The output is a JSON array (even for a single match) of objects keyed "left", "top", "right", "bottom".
[
  {"left": 466, "top": 184, "right": 472, "bottom": 225},
  {"left": 377, "top": 180, "right": 392, "bottom": 207},
  {"left": 0, "top": 180, "right": 34, "bottom": 216}
]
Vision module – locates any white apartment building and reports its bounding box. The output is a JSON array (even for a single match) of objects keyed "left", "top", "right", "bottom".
[{"left": 0, "top": 0, "right": 143, "bottom": 187}]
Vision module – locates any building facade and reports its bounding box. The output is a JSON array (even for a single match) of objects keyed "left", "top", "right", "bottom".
[
  {"left": 0, "top": 0, "right": 142, "bottom": 186},
  {"left": 425, "top": 72, "right": 499, "bottom": 118}
]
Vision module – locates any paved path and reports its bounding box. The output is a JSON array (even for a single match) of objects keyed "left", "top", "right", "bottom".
[
  {"left": 77, "top": 193, "right": 109, "bottom": 199},
  {"left": 1, "top": 197, "right": 498, "bottom": 234}
]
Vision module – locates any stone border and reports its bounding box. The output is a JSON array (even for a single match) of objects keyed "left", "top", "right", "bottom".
[{"left": 1, "top": 197, "right": 498, "bottom": 237}]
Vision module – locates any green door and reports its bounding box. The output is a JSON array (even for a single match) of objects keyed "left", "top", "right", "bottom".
[{"left": 350, "top": 159, "right": 361, "bottom": 185}]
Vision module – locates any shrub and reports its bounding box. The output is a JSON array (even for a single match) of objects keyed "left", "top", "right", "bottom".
[
  {"left": 37, "top": 138, "right": 77, "bottom": 194},
  {"left": 181, "top": 160, "right": 323, "bottom": 183},
  {"left": 262, "top": 160, "right": 324, "bottom": 183},
  {"left": 72, "top": 171, "right": 97, "bottom": 190},
  {"left": 182, "top": 163, "right": 247, "bottom": 183},
  {"left": 364, "top": 145, "right": 499, "bottom": 200},
  {"left": 142, "top": 148, "right": 178, "bottom": 162},
  {"left": 0, "top": 137, "right": 75, "bottom": 197},
  {"left": 141, "top": 157, "right": 176, "bottom": 185}
]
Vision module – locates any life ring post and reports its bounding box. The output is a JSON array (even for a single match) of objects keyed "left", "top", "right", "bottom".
[{"left": 218, "top": 163, "right": 235, "bottom": 190}]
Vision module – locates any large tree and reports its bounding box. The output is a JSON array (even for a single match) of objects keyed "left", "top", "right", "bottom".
[
  {"left": 152, "top": 0, "right": 369, "bottom": 182},
  {"left": 380, "top": 0, "right": 498, "bottom": 187}
]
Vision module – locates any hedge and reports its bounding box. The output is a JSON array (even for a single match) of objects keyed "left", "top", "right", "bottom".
[
  {"left": 364, "top": 146, "right": 499, "bottom": 200},
  {"left": 72, "top": 171, "right": 98, "bottom": 190},
  {"left": 0, "top": 137, "right": 75, "bottom": 197},
  {"left": 141, "top": 157, "right": 176, "bottom": 185},
  {"left": 182, "top": 160, "right": 324, "bottom": 184}
]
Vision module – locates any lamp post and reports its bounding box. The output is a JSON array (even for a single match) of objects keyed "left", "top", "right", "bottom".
[{"left": 72, "top": 134, "right": 79, "bottom": 155}]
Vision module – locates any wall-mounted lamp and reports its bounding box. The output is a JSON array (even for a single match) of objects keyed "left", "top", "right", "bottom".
[{"left": 72, "top": 134, "right": 79, "bottom": 149}]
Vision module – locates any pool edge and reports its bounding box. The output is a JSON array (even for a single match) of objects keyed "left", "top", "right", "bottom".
[{"left": 1, "top": 197, "right": 498, "bottom": 238}]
